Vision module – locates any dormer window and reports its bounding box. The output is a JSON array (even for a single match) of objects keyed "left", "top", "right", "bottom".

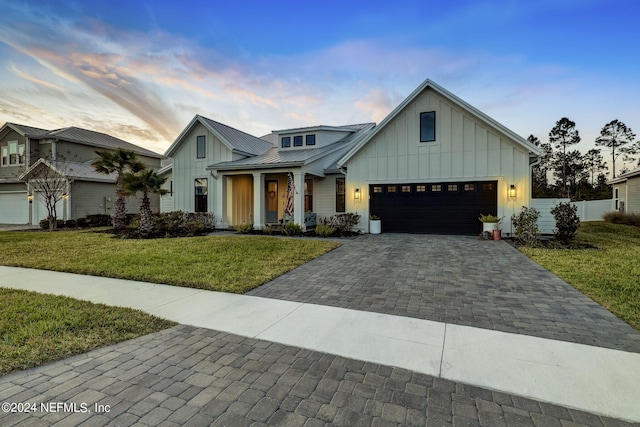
[
  {"left": 281, "top": 136, "right": 291, "bottom": 148},
  {"left": 293, "top": 136, "right": 303, "bottom": 147},
  {"left": 305, "top": 134, "right": 316, "bottom": 146}
]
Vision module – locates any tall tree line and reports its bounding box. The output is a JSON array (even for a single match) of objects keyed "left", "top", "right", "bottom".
[{"left": 531, "top": 117, "right": 638, "bottom": 200}]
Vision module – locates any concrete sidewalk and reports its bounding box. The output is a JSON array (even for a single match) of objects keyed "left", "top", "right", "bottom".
[{"left": 1, "top": 266, "right": 639, "bottom": 423}]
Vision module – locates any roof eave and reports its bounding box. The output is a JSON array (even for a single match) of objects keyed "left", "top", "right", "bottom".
[{"left": 208, "top": 161, "right": 304, "bottom": 171}]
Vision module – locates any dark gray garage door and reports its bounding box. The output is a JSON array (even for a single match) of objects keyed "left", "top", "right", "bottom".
[{"left": 369, "top": 181, "right": 497, "bottom": 235}]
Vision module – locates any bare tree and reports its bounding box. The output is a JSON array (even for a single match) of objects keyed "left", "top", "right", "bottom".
[{"left": 20, "top": 159, "right": 74, "bottom": 231}]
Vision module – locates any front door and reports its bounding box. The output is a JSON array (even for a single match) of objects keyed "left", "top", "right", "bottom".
[{"left": 266, "top": 180, "right": 278, "bottom": 223}]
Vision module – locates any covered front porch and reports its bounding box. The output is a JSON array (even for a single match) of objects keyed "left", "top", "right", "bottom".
[{"left": 214, "top": 169, "right": 316, "bottom": 230}]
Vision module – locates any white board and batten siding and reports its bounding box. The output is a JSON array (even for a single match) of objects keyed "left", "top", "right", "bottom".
[
  {"left": 345, "top": 87, "right": 533, "bottom": 232},
  {"left": 171, "top": 123, "right": 234, "bottom": 214}
]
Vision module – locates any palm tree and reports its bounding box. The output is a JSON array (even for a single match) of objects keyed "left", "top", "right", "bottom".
[
  {"left": 122, "top": 169, "right": 168, "bottom": 236},
  {"left": 92, "top": 148, "right": 145, "bottom": 231}
]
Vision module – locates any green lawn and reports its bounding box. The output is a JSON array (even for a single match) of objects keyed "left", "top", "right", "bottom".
[
  {"left": 520, "top": 222, "right": 640, "bottom": 331},
  {"left": 0, "top": 288, "right": 176, "bottom": 375},
  {"left": 0, "top": 230, "right": 340, "bottom": 293}
]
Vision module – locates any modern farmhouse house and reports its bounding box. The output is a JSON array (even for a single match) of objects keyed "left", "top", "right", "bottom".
[
  {"left": 163, "top": 78, "right": 541, "bottom": 235},
  {"left": 0, "top": 123, "right": 163, "bottom": 224}
]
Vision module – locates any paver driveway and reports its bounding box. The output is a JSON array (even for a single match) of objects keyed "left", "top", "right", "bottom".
[{"left": 250, "top": 234, "right": 640, "bottom": 353}]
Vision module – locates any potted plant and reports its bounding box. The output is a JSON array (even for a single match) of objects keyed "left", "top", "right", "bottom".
[
  {"left": 369, "top": 214, "right": 382, "bottom": 234},
  {"left": 479, "top": 214, "right": 503, "bottom": 239}
]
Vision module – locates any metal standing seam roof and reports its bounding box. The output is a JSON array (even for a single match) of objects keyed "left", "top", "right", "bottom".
[
  {"left": 46, "top": 127, "right": 163, "bottom": 158},
  {"left": 20, "top": 159, "right": 117, "bottom": 183},
  {"left": 210, "top": 123, "right": 375, "bottom": 171},
  {"left": 2, "top": 122, "right": 162, "bottom": 158},
  {"left": 4, "top": 123, "right": 50, "bottom": 137},
  {"left": 198, "top": 115, "right": 274, "bottom": 156}
]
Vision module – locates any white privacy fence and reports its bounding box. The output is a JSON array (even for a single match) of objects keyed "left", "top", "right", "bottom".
[{"left": 530, "top": 198, "right": 613, "bottom": 234}]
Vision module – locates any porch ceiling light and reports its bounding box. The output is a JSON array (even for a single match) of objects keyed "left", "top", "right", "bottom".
[
  {"left": 509, "top": 184, "right": 517, "bottom": 199},
  {"left": 354, "top": 188, "right": 361, "bottom": 200}
]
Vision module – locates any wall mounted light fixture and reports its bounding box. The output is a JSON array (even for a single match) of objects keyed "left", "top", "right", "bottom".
[
  {"left": 354, "top": 188, "right": 361, "bottom": 200},
  {"left": 509, "top": 184, "right": 517, "bottom": 199},
  {"left": 28, "top": 194, "right": 33, "bottom": 203}
]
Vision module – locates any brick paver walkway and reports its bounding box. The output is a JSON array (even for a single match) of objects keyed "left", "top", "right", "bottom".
[
  {"left": 249, "top": 234, "right": 640, "bottom": 353},
  {"left": 2, "top": 326, "right": 636, "bottom": 427}
]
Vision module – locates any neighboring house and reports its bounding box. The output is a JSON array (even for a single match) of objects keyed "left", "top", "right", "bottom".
[
  {"left": 0, "top": 123, "right": 163, "bottom": 224},
  {"left": 609, "top": 167, "right": 640, "bottom": 214},
  {"left": 165, "top": 78, "right": 541, "bottom": 235}
]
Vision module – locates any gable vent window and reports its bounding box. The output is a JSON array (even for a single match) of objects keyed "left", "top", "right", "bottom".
[
  {"left": 281, "top": 136, "right": 291, "bottom": 148},
  {"left": 306, "top": 134, "right": 316, "bottom": 146},
  {"left": 293, "top": 136, "right": 303, "bottom": 147},
  {"left": 196, "top": 135, "right": 206, "bottom": 158},
  {"left": 420, "top": 111, "right": 436, "bottom": 142}
]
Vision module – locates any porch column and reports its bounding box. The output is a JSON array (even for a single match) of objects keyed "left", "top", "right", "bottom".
[
  {"left": 293, "top": 171, "right": 305, "bottom": 230},
  {"left": 214, "top": 172, "right": 225, "bottom": 228},
  {"left": 252, "top": 172, "right": 263, "bottom": 229}
]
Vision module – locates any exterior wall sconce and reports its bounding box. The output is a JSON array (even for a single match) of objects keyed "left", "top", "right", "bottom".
[
  {"left": 28, "top": 194, "right": 33, "bottom": 203},
  {"left": 354, "top": 188, "right": 360, "bottom": 200},
  {"left": 62, "top": 193, "right": 69, "bottom": 200},
  {"left": 509, "top": 184, "right": 517, "bottom": 199}
]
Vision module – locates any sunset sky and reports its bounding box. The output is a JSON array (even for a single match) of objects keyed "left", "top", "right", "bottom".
[{"left": 0, "top": 0, "right": 638, "bottom": 169}]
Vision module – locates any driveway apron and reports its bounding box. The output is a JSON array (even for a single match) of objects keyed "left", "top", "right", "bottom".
[{"left": 249, "top": 233, "right": 640, "bottom": 353}]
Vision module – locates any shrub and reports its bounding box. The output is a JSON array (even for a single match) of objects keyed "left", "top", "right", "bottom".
[
  {"left": 235, "top": 223, "right": 254, "bottom": 234},
  {"left": 65, "top": 219, "right": 77, "bottom": 228},
  {"left": 604, "top": 211, "right": 640, "bottom": 227},
  {"left": 183, "top": 221, "right": 205, "bottom": 236},
  {"left": 186, "top": 212, "right": 215, "bottom": 230},
  {"left": 282, "top": 221, "right": 303, "bottom": 236},
  {"left": 56, "top": 219, "right": 65, "bottom": 229},
  {"left": 262, "top": 224, "right": 275, "bottom": 235},
  {"left": 86, "top": 214, "right": 112, "bottom": 227},
  {"left": 314, "top": 223, "right": 337, "bottom": 237},
  {"left": 551, "top": 202, "right": 580, "bottom": 244},
  {"left": 152, "top": 211, "right": 212, "bottom": 238},
  {"left": 511, "top": 206, "right": 540, "bottom": 246},
  {"left": 328, "top": 212, "right": 361, "bottom": 236},
  {"left": 76, "top": 217, "right": 88, "bottom": 228},
  {"left": 39, "top": 219, "right": 49, "bottom": 230}
]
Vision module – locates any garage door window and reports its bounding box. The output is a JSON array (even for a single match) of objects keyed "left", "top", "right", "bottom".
[
  {"left": 447, "top": 184, "right": 458, "bottom": 192},
  {"left": 431, "top": 184, "right": 442, "bottom": 192},
  {"left": 373, "top": 186, "right": 383, "bottom": 193},
  {"left": 464, "top": 184, "right": 475, "bottom": 191},
  {"left": 416, "top": 185, "right": 426, "bottom": 192},
  {"left": 401, "top": 185, "right": 411, "bottom": 193},
  {"left": 387, "top": 185, "right": 397, "bottom": 193}
]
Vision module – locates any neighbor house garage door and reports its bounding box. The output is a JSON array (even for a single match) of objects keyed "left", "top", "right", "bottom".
[
  {"left": 0, "top": 192, "right": 29, "bottom": 224},
  {"left": 369, "top": 181, "right": 497, "bottom": 235}
]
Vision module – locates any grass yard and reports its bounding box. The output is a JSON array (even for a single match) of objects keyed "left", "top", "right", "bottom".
[
  {"left": 0, "top": 230, "right": 340, "bottom": 293},
  {"left": 520, "top": 222, "right": 640, "bottom": 331},
  {"left": 0, "top": 288, "right": 176, "bottom": 375}
]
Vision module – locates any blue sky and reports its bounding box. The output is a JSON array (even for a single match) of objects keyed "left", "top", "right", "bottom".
[{"left": 0, "top": 0, "right": 638, "bottom": 169}]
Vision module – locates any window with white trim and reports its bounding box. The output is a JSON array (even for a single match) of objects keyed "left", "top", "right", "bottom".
[{"left": 1, "top": 141, "right": 25, "bottom": 166}]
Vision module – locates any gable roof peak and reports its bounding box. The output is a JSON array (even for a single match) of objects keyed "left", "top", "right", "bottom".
[
  {"left": 337, "top": 77, "right": 541, "bottom": 166},
  {"left": 165, "top": 114, "right": 273, "bottom": 157}
]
